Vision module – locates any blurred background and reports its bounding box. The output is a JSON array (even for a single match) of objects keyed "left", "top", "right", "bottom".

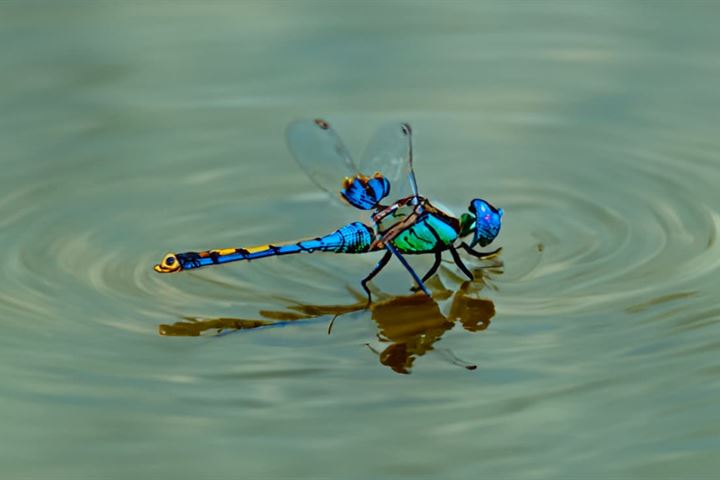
[{"left": 1, "top": 1, "right": 719, "bottom": 478}]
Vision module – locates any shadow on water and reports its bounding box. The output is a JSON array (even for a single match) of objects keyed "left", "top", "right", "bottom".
[{"left": 159, "top": 266, "right": 500, "bottom": 374}]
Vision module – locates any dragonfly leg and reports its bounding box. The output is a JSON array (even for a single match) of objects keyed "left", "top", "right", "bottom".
[
  {"left": 385, "top": 243, "right": 431, "bottom": 296},
  {"left": 422, "top": 251, "right": 443, "bottom": 282},
  {"left": 410, "top": 251, "right": 443, "bottom": 293},
  {"left": 361, "top": 251, "right": 392, "bottom": 303},
  {"left": 460, "top": 243, "right": 502, "bottom": 259},
  {"left": 449, "top": 246, "right": 474, "bottom": 281}
]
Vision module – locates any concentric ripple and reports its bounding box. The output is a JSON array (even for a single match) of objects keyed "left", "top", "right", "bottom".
[
  {"left": 2, "top": 134, "right": 719, "bottom": 331},
  {"left": 489, "top": 141, "right": 720, "bottom": 316}
]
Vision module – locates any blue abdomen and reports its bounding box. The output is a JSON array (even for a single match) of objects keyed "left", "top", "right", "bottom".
[{"left": 296, "top": 222, "right": 375, "bottom": 254}]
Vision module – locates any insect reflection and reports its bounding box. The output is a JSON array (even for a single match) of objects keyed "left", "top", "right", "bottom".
[{"left": 159, "top": 278, "right": 496, "bottom": 374}]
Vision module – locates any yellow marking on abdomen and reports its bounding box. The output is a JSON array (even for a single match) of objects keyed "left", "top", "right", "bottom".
[
  {"left": 209, "top": 248, "right": 239, "bottom": 256},
  {"left": 245, "top": 244, "right": 273, "bottom": 254}
]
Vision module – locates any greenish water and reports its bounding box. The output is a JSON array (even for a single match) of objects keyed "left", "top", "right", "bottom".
[{"left": 2, "top": 2, "right": 720, "bottom": 478}]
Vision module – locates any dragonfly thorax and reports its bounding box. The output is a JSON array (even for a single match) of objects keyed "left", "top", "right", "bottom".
[
  {"left": 372, "top": 197, "right": 417, "bottom": 234},
  {"left": 369, "top": 197, "right": 463, "bottom": 254}
]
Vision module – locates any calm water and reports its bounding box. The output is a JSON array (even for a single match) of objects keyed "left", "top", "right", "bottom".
[{"left": 2, "top": 2, "right": 720, "bottom": 479}]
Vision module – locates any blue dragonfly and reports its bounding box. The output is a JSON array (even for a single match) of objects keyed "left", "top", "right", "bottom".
[{"left": 154, "top": 118, "right": 503, "bottom": 301}]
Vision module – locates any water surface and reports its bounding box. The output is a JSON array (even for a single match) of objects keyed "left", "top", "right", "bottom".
[{"left": 2, "top": 2, "right": 720, "bottom": 479}]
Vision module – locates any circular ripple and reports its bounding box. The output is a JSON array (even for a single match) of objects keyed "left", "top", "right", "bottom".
[
  {"left": 491, "top": 143, "right": 720, "bottom": 316},
  {"left": 3, "top": 143, "right": 719, "bottom": 330},
  {"left": 0, "top": 171, "right": 369, "bottom": 337}
]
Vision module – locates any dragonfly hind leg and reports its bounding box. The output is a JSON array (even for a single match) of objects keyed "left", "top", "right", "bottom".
[{"left": 361, "top": 251, "right": 392, "bottom": 303}]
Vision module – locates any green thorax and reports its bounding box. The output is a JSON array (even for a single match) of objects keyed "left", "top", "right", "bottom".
[
  {"left": 377, "top": 198, "right": 462, "bottom": 254},
  {"left": 459, "top": 212, "right": 476, "bottom": 238}
]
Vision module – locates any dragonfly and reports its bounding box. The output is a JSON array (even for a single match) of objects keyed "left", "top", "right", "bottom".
[{"left": 154, "top": 118, "right": 503, "bottom": 301}]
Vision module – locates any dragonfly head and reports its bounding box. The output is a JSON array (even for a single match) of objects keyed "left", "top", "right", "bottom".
[
  {"left": 154, "top": 253, "right": 183, "bottom": 273},
  {"left": 460, "top": 199, "right": 503, "bottom": 247}
]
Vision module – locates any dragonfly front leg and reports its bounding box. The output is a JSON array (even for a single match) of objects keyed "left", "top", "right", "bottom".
[
  {"left": 361, "top": 251, "right": 393, "bottom": 303},
  {"left": 449, "top": 246, "right": 474, "bottom": 281},
  {"left": 460, "top": 243, "right": 502, "bottom": 259}
]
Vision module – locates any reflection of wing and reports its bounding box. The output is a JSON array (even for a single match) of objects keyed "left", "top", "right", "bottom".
[
  {"left": 357, "top": 122, "right": 420, "bottom": 204},
  {"left": 286, "top": 119, "right": 360, "bottom": 199}
]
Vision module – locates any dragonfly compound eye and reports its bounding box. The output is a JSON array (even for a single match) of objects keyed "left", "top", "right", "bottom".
[{"left": 470, "top": 199, "right": 502, "bottom": 247}]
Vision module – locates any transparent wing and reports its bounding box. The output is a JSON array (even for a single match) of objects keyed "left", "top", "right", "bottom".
[
  {"left": 357, "top": 122, "right": 420, "bottom": 204},
  {"left": 286, "top": 118, "right": 360, "bottom": 199}
]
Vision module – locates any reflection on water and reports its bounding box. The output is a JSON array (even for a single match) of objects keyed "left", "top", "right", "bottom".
[
  {"left": 368, "top": 284, "right": 494, "bottom": 374},
  {"left": 161, "top": 276, "right": 496, "bottom": 374}
]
